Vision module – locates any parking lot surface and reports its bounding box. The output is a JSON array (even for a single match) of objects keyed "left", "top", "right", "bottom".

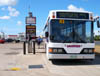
[{"left": 0, "top": 43, "right": 100, "bottom": 76}]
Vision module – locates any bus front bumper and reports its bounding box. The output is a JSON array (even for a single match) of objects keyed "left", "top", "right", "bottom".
[{"left": 48, "top": 54, "right": 95, "bottom": 60}]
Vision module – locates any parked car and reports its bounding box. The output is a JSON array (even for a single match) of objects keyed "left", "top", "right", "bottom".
[
  {"left": 5, "top": 38, "right": 14, "bottom": 43},
  {"left": 0, "top": 39, "right": 5, "bottom": 44},
  {"left": 15, "top": 39, "right": 20, "bottom": 43}
]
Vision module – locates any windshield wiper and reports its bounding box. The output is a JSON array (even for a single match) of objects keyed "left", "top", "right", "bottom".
[
  {"left": 62, "top": 36, "right": 73, "bottom": 43},
  {"left": 79, "top": 38, "right": 87, "bottom": 43},
  {"left": 76, "top": 34, "right": 87, "bottom": 43},
  {"left": 73, "top": 30, "right": 87, "bottom": 43},
  {"left": 62, "top": 40, "right": 72, "bottom": 43}
]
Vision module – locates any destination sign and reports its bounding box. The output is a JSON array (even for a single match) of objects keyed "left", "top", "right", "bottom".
[{"left": 57, "top": 12, "right": 89, "bottom": 19}]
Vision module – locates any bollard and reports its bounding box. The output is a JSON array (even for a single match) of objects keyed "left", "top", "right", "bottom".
[
  {"left": 33, "top": 41, "right": 35, "bottom": 54},
  {"left": 28, "top": 41, "right": 33, "bottom": 53},
  {"left": 23, "top": 42, "right": 26, "bottom": 55}
]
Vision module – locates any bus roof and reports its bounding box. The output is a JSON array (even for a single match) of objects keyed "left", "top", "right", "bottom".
[
  {"left": 43, "top": 10, "right": 93, "bottom": 31},
  {"left": 48, "top": 10, "right": 92, "bottom": 19},
  {"left": 49, "top": 10, "right": 92, "bottom": 14}
]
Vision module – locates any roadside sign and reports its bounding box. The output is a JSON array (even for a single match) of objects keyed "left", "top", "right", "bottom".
[
  {"left": 26, "top": 25, "right": 36, "bottom": 41},
  {"left": 25, "top": 12, "right": 36, "bottom": 54},
  {"left": 26, "top": 17, "right": 36, "bottom": 24}
]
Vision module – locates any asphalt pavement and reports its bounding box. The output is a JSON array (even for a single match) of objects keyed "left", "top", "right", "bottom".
[
  {"left": 95, "top": 41, "right": 100, "bottom": 45},
  {"left": 0, "top": 43, "right": 100, "bottom": 76}
]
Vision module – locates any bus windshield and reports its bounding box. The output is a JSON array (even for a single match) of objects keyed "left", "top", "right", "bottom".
[{"left": 50, "top": 19, "right": 94, "bottom": 43}]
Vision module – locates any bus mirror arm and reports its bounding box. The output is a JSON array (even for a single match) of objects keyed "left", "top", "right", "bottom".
[
  {"left": 97, "top": 20, "right": 100, "bottom": 28},
  {"left": 45, "top": 32, "right": 49, "bottom": 37},
  {"left": 94, "top": 16, "right": 100, "bottom": 28}
]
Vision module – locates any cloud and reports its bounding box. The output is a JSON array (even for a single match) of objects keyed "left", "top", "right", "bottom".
[
  {"left": 0, "top": 0, "right": 17, "bottom": 6},
  {"left": 17, "top": 21, "right": 22, "bottom": 26},
  {"left": 0, "top": 16, "right": 10, "bottom": 20},
  {"left": 67, "top": 4, "right": 85, "bottom": 11},
  {"left": 1, "top": 7, "right": 6, "bottom": 11},
  {"left": 8, "top": 6, "right": 20, "bottom": 17},
  {"left": 0, "top": 6, "right": 19, "bottom": 20}
]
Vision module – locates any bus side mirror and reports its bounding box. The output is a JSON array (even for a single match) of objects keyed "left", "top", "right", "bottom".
[
  {"left": 97, "top": 20, "right": 100, "bottom": 28},
  {"left": 45, "top": 32, "right": 49, "bottom": 37}
]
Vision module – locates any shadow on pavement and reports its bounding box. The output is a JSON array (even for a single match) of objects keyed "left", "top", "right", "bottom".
[
  {"left": 51, "top": 55, "right": 100, "bottom": 66},
  {"left": 36, "top": 51, "right": 46, "bottom": 54},
  {"left": 5, "top": 52, "right": 20, "bottom": 55},
  {"left": 4, "top": 48, "right": 22, "bottom": 55},
  {"left": 10, "top": 48, "right": 23, "bottom": 50}
]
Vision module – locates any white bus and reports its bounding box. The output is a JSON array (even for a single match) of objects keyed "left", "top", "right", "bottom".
[{"left": 44, "top": 10, "right": 100, "bottom": 60}]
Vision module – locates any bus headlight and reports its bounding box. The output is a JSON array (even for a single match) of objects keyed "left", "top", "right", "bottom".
[
  {"left": 88, "top": 49, "right": 92, "bottom": 53},
  {"left": 83, "top": 49, "right": 94, "bottom": 54},
  {"left": 84, "top": 49, "right": 89, "bottom": 53},
  {"left": 58, "top": 49, "right": 63, "bottom": 53},
  {"left": 53, "top": 49, "right": 58, "bottom": 53},
  {"left": 49, "top": 48, "right": 66, "bottom": 54}
]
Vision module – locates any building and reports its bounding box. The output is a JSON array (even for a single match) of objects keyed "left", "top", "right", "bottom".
[
  {"left": 7, "top": 35, "right": 18, "bottom": 40},
  {"left": 6, "top": 32, "right": 25, "bottom": 41},
  {"left": 0, "top": 32, "right": 5, "bottom": 39},
  {"left": 18, "top": 32, "right": 25, "bottom": 41}
]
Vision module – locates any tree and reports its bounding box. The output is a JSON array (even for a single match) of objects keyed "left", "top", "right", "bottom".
[{"left": 94, "top": 35, "right": 100, "bottom": 41}]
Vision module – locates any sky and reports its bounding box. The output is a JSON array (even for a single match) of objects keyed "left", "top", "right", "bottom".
[{"left": 0, "top": 0, "right": 100, "bottom": 36}]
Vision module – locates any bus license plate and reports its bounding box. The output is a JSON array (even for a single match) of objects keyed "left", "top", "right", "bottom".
[{"left": 70, "top": 55, "right": 77, "bottom": 59}]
